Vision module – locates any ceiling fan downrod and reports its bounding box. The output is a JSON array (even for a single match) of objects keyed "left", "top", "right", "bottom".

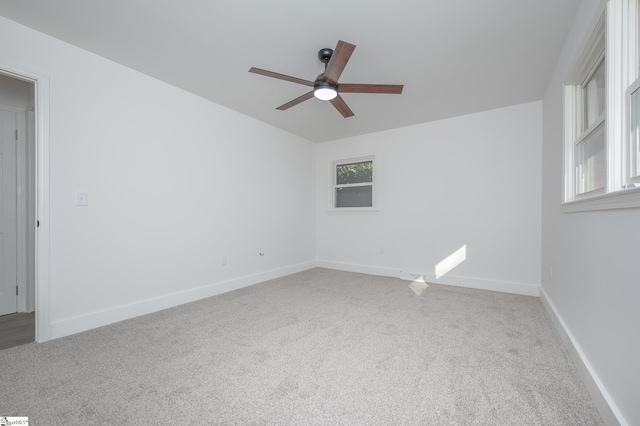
[{"left": 318, "top": 48, "right": 333, "bottom": 70}]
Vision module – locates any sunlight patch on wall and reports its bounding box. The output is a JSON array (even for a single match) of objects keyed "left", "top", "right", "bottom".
[{"left": 435, "top": 245, "right": 467, "bottom": 279}]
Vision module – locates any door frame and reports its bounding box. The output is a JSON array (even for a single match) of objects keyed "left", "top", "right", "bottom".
[{"left": 0, "top": 64, "right": 51, "bottom": 342}]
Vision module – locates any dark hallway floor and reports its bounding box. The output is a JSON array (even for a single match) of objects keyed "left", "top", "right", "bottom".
[{"left": 0, "top": 312, "right": 35, "bottom": 350}]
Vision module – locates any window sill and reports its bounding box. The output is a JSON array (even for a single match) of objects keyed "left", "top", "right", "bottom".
[
  {"left": 562, "top": 187, "right": 640, "bottom": 212},
  {"left": 325, "top": 208, "right": 380, "bottom": 215}
]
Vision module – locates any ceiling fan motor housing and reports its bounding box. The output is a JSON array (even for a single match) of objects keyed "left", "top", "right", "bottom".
[{"left": 315, "top": 73, "right": 337, "bottom": 86}]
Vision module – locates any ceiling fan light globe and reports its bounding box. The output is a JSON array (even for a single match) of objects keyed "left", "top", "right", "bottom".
[{"left": 314, "top": 87, "right": 338, "bottom": 101}]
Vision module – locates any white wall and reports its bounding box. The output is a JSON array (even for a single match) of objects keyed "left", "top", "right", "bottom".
[
  {"left": 316, "top": 101, "right": 542, "bottom": 296},
  {"left": 0, "top": 16, "right": 316, "bottom": 338},
  {"left": 541, "top": 0, "right": 639, "bottom": 425}
]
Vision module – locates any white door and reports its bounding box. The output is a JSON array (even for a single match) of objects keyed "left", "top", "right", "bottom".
[{"left": 0, "top": 107, "right": 17, "bottom": 316}]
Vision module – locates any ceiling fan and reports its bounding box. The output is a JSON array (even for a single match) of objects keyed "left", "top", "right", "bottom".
[{"left": 249, "top": 40, "right": 403, "bottom": 118}]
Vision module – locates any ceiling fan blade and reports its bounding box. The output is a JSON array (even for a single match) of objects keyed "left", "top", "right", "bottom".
[
  {"left": 276, "top": 91, "right": 315, "bottom": 110},
  {"left": 339, "top": 84, "right": 404, "bottom": 94},
  {"left": 323, "top": 40, "right": 356, "bottom": 85},
  {"left": 330, "top": 95, "right": 354, "bottom": 118},
  {"left": 249, "top": 67, "right": 314, "bottom": 87}
]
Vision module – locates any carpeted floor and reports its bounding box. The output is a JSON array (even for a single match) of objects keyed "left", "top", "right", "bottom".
[{"left": 0, "top": 268, "right": 602, "bottom": 425}]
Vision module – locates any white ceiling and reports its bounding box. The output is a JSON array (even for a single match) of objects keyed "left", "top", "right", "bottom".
[{"left": 0, "top": 0, "right": 580, "bottom": 142}]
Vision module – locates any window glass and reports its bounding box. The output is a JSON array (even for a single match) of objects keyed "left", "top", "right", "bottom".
[
  {"left": 583, "top": 59, "right": 606, "bottom": 131},
  {"left": 336, "top": 161, "right": 373, "bottom": 185},
  {"left": 576, "top": 122, "right": 606, "bottom": 194},
  {"left": 335, "top": 186, "right": 373, "bottom": 208}
]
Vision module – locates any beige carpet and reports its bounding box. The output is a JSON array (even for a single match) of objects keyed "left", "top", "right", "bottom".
[{"left": 0, "top": 268, "right": 602, "bottom": 425}]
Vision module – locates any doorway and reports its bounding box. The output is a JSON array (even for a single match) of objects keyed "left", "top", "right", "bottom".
[{"left": 0, "top": 72, "right": 36, "bottom": 349}]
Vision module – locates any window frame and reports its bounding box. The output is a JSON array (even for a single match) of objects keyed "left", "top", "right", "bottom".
[
  {"left": 576, "top": 53, "right": 607, "bottom": 198},
  {"left": 328, "top": 156, "right": 378, "bottom": 213},
  {"left": 562, "top": 0, "right": 640, "bottom": 212},
  {"left": 626, "top": 72, "right": 640, "bottom": 184}
]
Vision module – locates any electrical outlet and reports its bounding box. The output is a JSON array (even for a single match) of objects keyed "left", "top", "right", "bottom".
[
  {"left": 221, "top": 256, "right": 227, "bottom": 266},
  {"left": 76, "top": 191, "right": 88, "bottom": 206}
]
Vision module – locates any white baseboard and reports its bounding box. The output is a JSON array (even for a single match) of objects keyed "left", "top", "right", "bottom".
[
  {"left": 540, "top": 287, "right": 626, "bottom": 426},
  {"left": 424, "top": 272, "right": 539, "bottom": 296},
  {"left": 315, "top": 260, "right": 401, "bottom": 278},
  {"left": 50, "top": 261, "right": 316, "bottom": 340},
  {"left": 316, "top": 260, "right": 539, "bottom": 296}
]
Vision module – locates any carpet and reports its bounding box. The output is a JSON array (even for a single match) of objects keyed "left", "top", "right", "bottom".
[{"left": 0, "top": 268, "right": 603, "bottom": 425}]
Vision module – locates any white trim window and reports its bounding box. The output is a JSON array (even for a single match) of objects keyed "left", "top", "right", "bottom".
[
  {"left": 577, "top": 52, "right": 606, "bottom": 197},
  {"left": 563, "top": 0, "right": 640, "bottom": 211},
  {"left": 332, "top": 157, "right": 374, "bottom": 209}
]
